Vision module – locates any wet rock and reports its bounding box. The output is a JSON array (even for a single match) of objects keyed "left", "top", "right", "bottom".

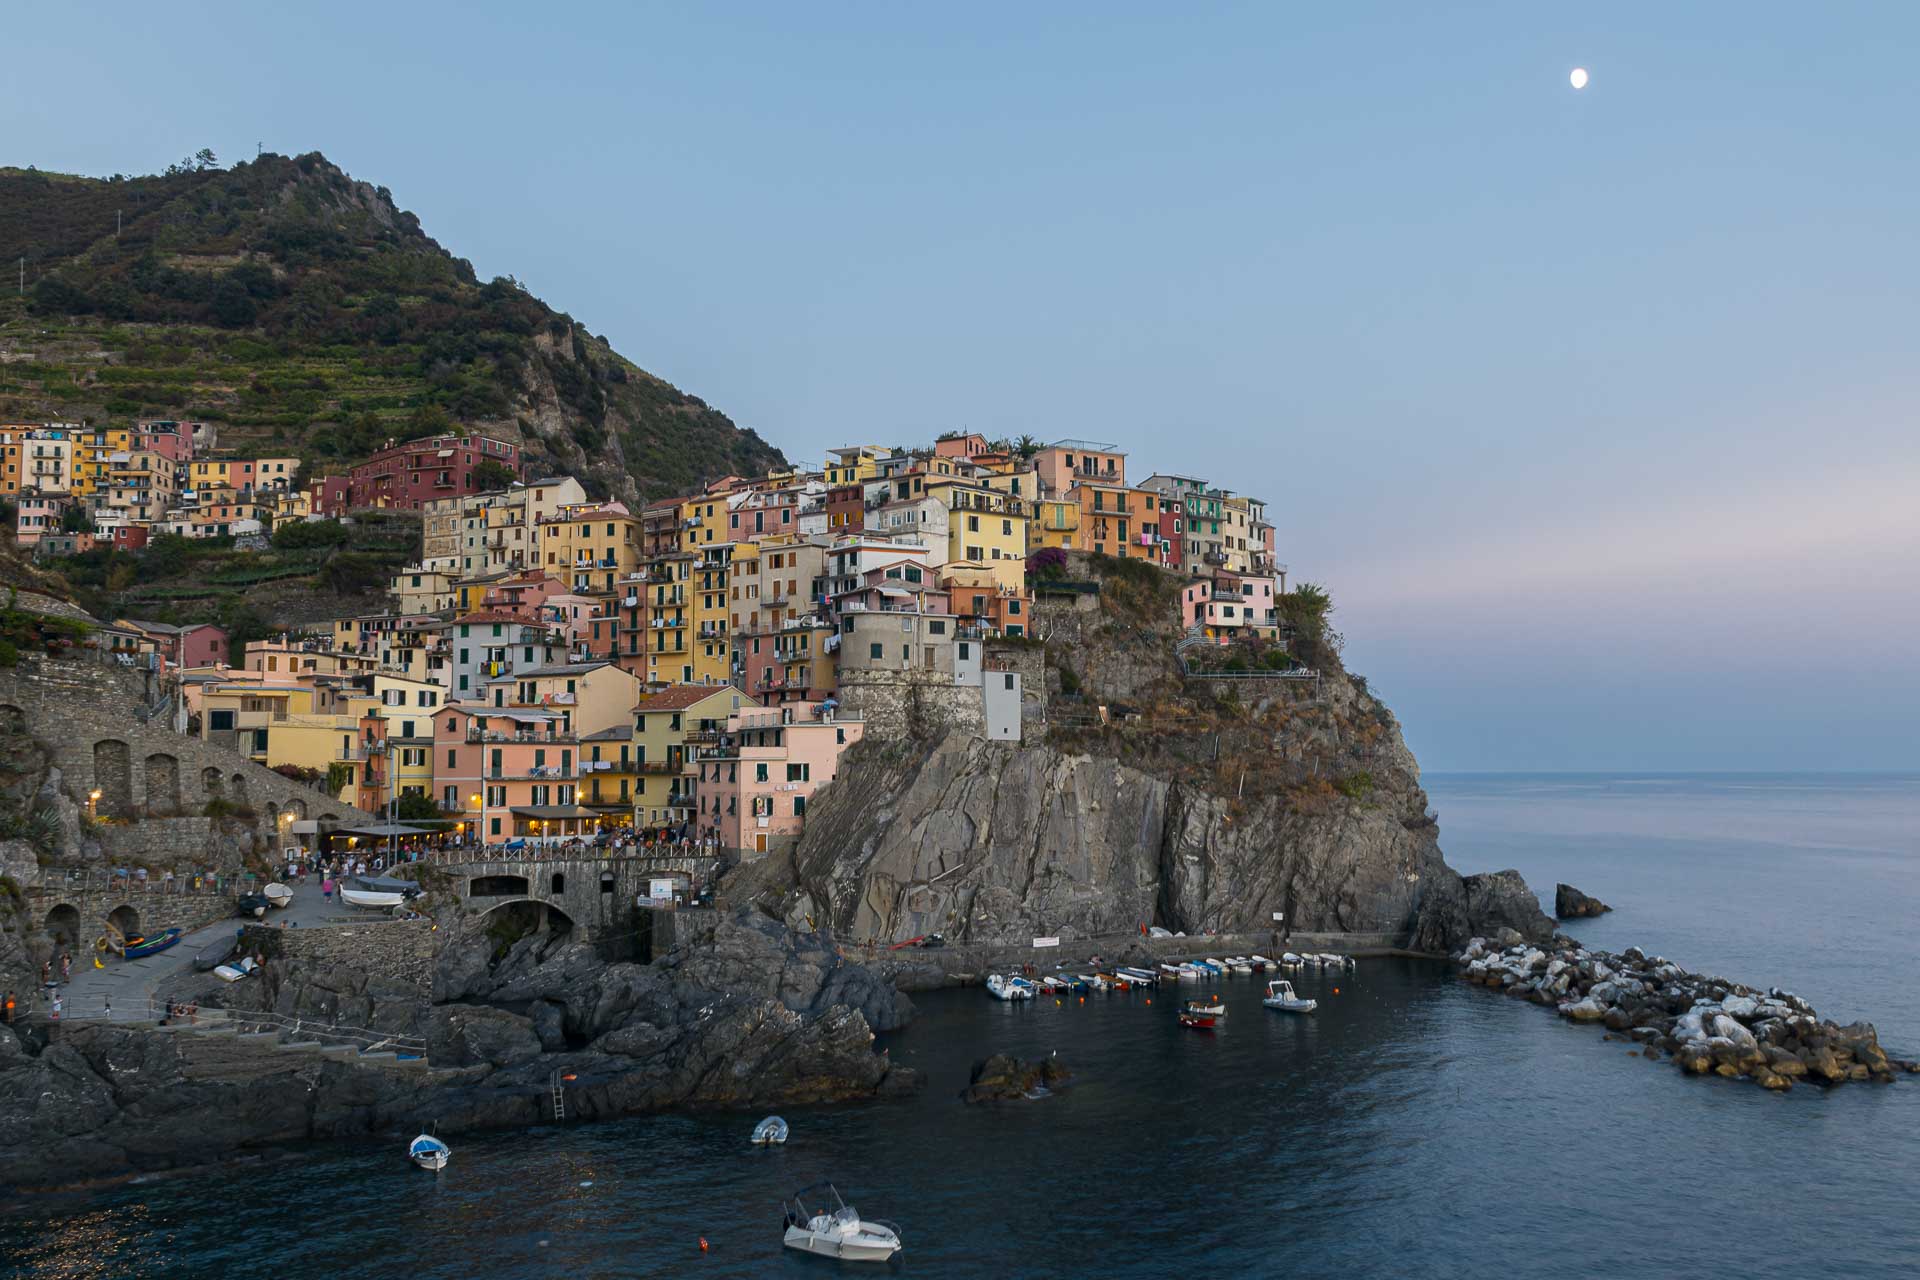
[
  {"left": 960, "top": 1052, "right": 1074, "bottom": 1103},
  {"left": 1554, "top": 883, "right": 1612, "bottom": 919}
]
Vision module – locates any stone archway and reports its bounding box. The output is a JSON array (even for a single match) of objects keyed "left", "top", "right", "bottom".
[
  {"left": 229, "top": 773, "right": 251, "bottom": 813},
  {"left": 286, "top": 798, "right": 308, "bottom": 819},
  {"left": 144, "top": 753, "right": 182, "bottom": 815},
  {"left": 44, "top": 903, "right": 80, "bottom": 948},
  {"left": 106, "top": 903, "right": 141, "bottom": 941},
  {"left": 202, "top": 767, "right": 225, "bottom": 801},
  {"left": 92, "top": 740, "right": 133, "bottom": 818}
]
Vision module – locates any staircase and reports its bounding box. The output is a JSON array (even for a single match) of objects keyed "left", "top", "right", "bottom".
[{"left": 137, "top": 1008, "right": 439, "bottom": 1077}]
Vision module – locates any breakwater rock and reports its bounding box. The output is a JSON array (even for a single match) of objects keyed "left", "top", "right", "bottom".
[
  {"left": 960, "top": 1052, "right": 1073, "bottom": 1103},
  {"left": 1455, "top": 936, "right": 1916, "bottom": 1090},
  {"left": 1554, "top": 883, "right": 1611, "bottom": 919}
]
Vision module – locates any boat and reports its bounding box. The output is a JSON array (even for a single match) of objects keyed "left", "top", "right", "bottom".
[
  {"left": 986, "top": 974, "right": 1034, "bottom": 1001},
  {"left": 340, "top": 888, "right": 407, "bottom": 910},
  {"left": 1158, "top": 963, "right": 1183, "bottom": 977},
  {"left": 782, "top": 1182, "right": 903, "bottom": 1262},
  {"left": 1117, "top": 966, "right": 1159, "bottom": 986},
  {"left": 122, "top": 928, "right": 183, "bottom": 959},
  {"left": 1186, "top": 994, "right": 1226, "bottom": 1016},
  {"left": 236, "top": 893, "right": 270, "bottom": 918},
  {"left": 1098, "top": 971, "right": 1128, "bottom": 991},
  {"left": 1177, "top": 963, "right": 1204, "bottom": 980},
  {"left": 263, "top": 882, "right": 293, "bottom": 909},
  {"left": 1179, "top": 999, "right": 1222, "bottom": 1029},
  {"left": 1225, "top": 957, "right": 1254, "bottom": 974},
  {"left": 408, "top": 1134, "right": 452, "bottom": 1171},
  {"left": 1078, "top": 973, "right": 1107, "bottom": 991},
  {"left": 193, "top": 939, "right": 234, "bottom": 972},
  {"left": 1281, "top": 952, "right": 1305, "bottom": 966},
  {"left": 1263, "top": 979, "right": 1318, "bottom": 1014},
  {"left": 1250, "top": 955, "right": 1276, "bottom": 970},
  {"left": 1191, "top": 959, "right": 1222, "bottom": 976},
  {"left": 213, "top": 956, "right": 258, "bottom": 983},
  {"left": 751, "top": 1115, "right": 790, "bottom": 1145}
]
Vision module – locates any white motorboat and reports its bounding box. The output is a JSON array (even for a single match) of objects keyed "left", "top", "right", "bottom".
[
  {"left": 340, "top": 888, "right": 406, "bottom": 910},
  {"left": 1158, "top": 963, "right": 1183, "bottom": 977},
  {"left": 1248, "top": 955, "right": 1273, "bottom": 971},
  {"left": 1263, "top": 979, "right": 1318, "bottom": 1014},
  {"left": 783, "top": 1183, "right": 902, "bottom": 1263},
  {"left": 263, "top": 882, "right": 293, "bottom": 909},
  {"left": 1225, "top": 957, "right": 1254, "bottom": 974},
  {"left": 1117, "top": 966, "right": 1159, "bottom": 986},
  {"left": 1079, "top": 973, "right": 1108, "bottom": 991},
  {"left": 1281, "top": 952, "right": 1305, "bottom": 966},
  {"left": 986, "top": 974, "right": 1034, "bottom": 1001},
  {"left": 1176, "top": 963, "right": 1203, "bottom": 980},
  {"left": 751, "top": 1115, "right": 789, "bottom": 1145},
  {"left": 408, "top": 1134, "right": 452, "bottom": 1171}
]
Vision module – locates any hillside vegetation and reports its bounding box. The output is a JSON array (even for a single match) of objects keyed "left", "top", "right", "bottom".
[{"left": 0, "top": 152, "right": 786, "bottom": 500}]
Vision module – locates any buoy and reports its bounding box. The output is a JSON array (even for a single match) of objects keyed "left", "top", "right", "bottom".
[
  {"left": 699, "top": 1237, "right": 710, "bottom": 1252},
  {"left": 1333, "top": 987, "right": 1340, "bottom": 995},
  {"left": 1054, "top": 999, "right": 1061, "bottom": 1006},
  {"left": 1146, "top": 998, "right": 1152, "bottom": 1005},
  {"left": 1078, "top": 996, "right": 1085, "bottom": 1004}
]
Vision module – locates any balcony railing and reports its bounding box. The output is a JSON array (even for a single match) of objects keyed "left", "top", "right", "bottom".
[
  {"left": 465, "top": 729, "right": 574, "bottom": 743},
  {"left": 484, "top": 765, "right": 574, "bottom": 780}
]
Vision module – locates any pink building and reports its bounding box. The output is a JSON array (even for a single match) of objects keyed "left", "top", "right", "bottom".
[
  {"left": 14, "top": 494, "right": 67, "bottom": 547},
  {"left": 1033, "top": 438, "right": 1126, "bottom": 498},
  {"left": 934, "top": 432, "right": 990, "bottom": 459},
  {"left": 434, "top": 704, "right": 589, "bottom": 844},
  {"left": 1179, "top": 572, "right": 1280, "bottom": 641},
  {"left": 692, "top": 702, "right": 863, "bottom": 856}
]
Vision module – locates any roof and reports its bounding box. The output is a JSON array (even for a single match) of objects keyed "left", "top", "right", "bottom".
[
  {"left": 636, "top": 684, "right": 738, "bottom": 712},
  {"left": 502, "top": 661, "right": 617, "bottom": 679},
  {"left": 1048, "top": 438, "right": 1125, "bottom": 453},
  {"left": 453, "top": 610, "right": 542, "bottom": 625},
  {"left": 580, "top": 724, "right": 633, "bottom": 741}
]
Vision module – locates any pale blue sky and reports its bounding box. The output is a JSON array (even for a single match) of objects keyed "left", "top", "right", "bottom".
[{"left": 9, "top": 3, "right": 1918, "bottom": 769}]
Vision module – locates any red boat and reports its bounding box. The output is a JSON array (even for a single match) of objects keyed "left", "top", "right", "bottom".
[{"left": 1179, "top": 999, "right": 1223, "bottom": 1029}]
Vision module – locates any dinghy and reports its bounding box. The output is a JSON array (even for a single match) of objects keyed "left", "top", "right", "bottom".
[
  {"left": 408, "top": 1133, "right": 451, "bottom": 1171},
  {"left": 752, "top": 1115, "right": 790, "bottom": 1145},
  {"left": 1179, "top": 998, "right": 1224, "bottom": 1029},
  {"left": 340, "top": 888, "right": 407, "bottom": 910},
  {"left": 122, "top": 928, "right": 183, "bottom": 959},
  {"left": 1262, "top": 979, "right": 1318, "bottom": 1014},
  {"left": 986, "top": 974, "right": 1034, "bottom": 1001},
  {"left": 263, "top": 882, "right": 293, "bottom": 909},
  {"left": 782, "top": 1183, "right": 902, "bottom": 1262},
  {"left": 193, "top": 939, "right": 234, "bottom": 972}
]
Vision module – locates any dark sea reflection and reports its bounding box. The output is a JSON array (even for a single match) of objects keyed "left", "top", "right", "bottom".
[{"left": 4, "top": 776, "right": 1918, "bottom": 1278}]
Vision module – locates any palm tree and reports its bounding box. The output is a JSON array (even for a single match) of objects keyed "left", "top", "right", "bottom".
[{"left": 1013, "top": 434, "right": 1041, "bottom": 461}]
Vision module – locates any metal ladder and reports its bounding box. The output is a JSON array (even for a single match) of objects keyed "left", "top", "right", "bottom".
[{"left": 550, "top": 1071, "right": 565, "bottom": 1121}]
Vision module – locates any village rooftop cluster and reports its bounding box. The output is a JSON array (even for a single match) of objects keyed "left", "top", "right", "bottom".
[{"left": 11, "top": 424, "right": 1286, "bottom": 855}]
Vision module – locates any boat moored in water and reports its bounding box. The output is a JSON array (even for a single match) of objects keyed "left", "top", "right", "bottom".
[
  {"left": 782, "top": 1183, "right": 903, "bottom": 1263},
  {"left": 408, "top": 1134, "right": 451, "bottom": 1171},
  {"left": 1263, "top": 979, "right": 1319, "bottom": 1014},
  {"left": 986, "top": 974, "right": 1035, "bottom": 1001},
  {"left": 1179, "top": 998, "right": 1223, "bottom": 1029},
  {"left": 752, "top": 1115, "right": 790, "bottom": 1145}
]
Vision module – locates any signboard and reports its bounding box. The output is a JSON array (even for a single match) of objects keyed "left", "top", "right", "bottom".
[
  {"left": 1271, "top": 912, "right": 1284, "bottom": 923},
  {"left": 649, "top": 878, "right": 676, "bottom": 900},
  {"left": 1032, "top": 936, "right": 1060, "bottom": 949}
]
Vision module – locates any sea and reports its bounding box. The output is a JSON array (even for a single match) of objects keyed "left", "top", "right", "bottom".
[{"left": 4, "top": 773, "right": 1916, "bottom": 1279}]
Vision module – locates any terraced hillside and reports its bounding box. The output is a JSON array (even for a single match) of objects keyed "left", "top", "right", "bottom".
[{"left": 0, "top": 152, "right": 786, "bottom": 501}]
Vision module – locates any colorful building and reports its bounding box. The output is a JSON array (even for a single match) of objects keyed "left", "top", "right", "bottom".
[{"left": 692, "top": 701, "right": 863, "bottom": 855}]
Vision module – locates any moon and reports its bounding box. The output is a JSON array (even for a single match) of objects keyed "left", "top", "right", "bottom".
[{"left": 1570, "top": 67, "right": 1590, "bottom": 90}]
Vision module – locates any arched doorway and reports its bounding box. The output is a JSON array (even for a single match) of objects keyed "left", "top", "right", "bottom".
[
  {"left": 44, "top": 903, "right": 80, "bottom": 948},
  {"left": 92, "top": 740, "right": 133, "bottom": 818},
  {"left": 106, "top": 903, "right": 141, "bottom": 941}
]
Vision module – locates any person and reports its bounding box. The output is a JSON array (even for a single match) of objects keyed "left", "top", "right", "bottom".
[
  {"left": 49, "top": 993, "right": 62, "bottom": 1022},
  {"left": 60, "top": 952, "right": 70, "bottom": 982},
  {"left": 2, "top": 991, "right": 14, "bottom": 1024},
  {"left": 321, "top": 876, "right": 334, "bottom": 903},
  {"left": 40, "top": 960, "right": 49, "bottom": 985}
]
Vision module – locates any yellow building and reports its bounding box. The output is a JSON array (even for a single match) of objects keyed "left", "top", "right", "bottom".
[
  {"left": 632, "top": 684, "right": 743, "bottom": 833},
  {"left": 645, "top": 552, "right": 694, "bottom": 685},
  {"left": 21, "top": 434, "right": 75, "bottom": 494},
  {"left": 579, "top": 724, "right": 640, "bottom": 824},
  {"left": 823, "top": 446, "right": 886, "bottom": 488},
  {"left": 680, "top": 494, "right": 727, "bottom": 552},
  {"left": 391, "top": 567, "right": 457, "bottom": 614},
  {"left": 72, "top": 427, "right": 131, "bottom": 497},
  {"left": 269, "top": 489, "right": 313, "bottom": 529},
  {"left": 102, "top": 450, "right": 179, "bottom": 526},
  {"left": 488, "top": 659, "right": 642, "bottom": 739},
  {"left": 927, "top": 477, "right": 1030, "bottom": 591},
  {"left": 539, "top": 501, "right": 643, "bottom": 594},
  {"left": 689, "top": 543, "right": 733, "bottom": 685},
  {"left": 1030, "top": 499, "right": 1080, "bottom": 553}
]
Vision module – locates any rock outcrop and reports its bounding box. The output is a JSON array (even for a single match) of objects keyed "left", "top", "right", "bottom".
[
  {"left": 960, "top": 1052, "right": 1073, "bottom": 1103},
  {"left": 1555, "top": 883, "right": 1612, "bottom": 919},
  {"left": 0, "top": 909, "right": 918, "bottom": 1186},
  {"left": 1455, "top": 936, "right": 1916, "bottom": 1090}
]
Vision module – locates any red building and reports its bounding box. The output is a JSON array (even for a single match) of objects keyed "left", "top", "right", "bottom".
[
  {"left": 312, "top": 475, "right": 353, "bottom": 516},
  {"left": 825, "top": 484, "right": 865, "bottom": 534},
  {"left": 334, "top": 434, "right": 523, "bottom": 512},
  {"left": 110, "top": 525, "right": 150, "bottom": 552}
]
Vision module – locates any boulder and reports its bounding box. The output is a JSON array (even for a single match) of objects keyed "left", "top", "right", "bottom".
[
  {"left": 1462, "top": 871, "right": 1555, "bottom": 945},
  {"left": 1554, "top": 884, "right": 1612, "bottom": 919},
  {"left": 960, "top": 1052, "right": 1073, "bottom": 1103}
]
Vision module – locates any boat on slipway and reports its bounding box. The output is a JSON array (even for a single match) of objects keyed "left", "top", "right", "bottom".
[
  {"left": 121, "top": 928, "right": 183, "bottom": 959},
  {"left": 263, "top": 882, "right": 293, "bottom": 909},
  {"left": 782, "top": 1183, "right": 903, "bottom": 1262}
]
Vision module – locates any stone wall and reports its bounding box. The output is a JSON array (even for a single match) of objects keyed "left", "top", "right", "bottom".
[
  {"left": 0, "top": 658, "right": 370, "bottom": 847},
  {"left": 240, "top": 919, "right": 437, "bottom": 995},
  {"left": 26, "top": 881, "right": 237, "bottom": 950},
  {"left": 836, "top": 669, "right": 987, "bottom": 741}
]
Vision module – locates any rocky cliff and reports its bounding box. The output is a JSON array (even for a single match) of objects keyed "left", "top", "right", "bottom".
[
  {"left": 0, "top": 910, "right": 916, "bottom": 1186},
  {"left": 768, "top": 563, "right": 1549, "bottom": 953}
]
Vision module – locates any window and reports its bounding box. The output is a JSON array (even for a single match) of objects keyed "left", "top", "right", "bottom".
[
  {"left": 786, "top": 763, "right": 811, "bottom": 782},
  {"left": 869, "top": 642, "right": 883, "bottom": 660},
  {"left": 209, "top": 709, "right": 235, "bottom": 731},
  {"left": 755, "top": 763, "right": 769, "bottom": 783},
  {"left": 929, "top": 620, "right": 946, "bottom": 635}
]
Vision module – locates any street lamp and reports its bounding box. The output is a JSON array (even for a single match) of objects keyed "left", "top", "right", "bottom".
[
  {"left": 471, "top": 793, "right": 483, "bottom": 851},
  {"left": 87, "top": 789, "right": 101, "bottom": 820}
]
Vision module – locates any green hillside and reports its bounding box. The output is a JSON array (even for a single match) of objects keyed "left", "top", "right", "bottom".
[{"left": 0, "top": 152, "right": 786, "bottom": 499}]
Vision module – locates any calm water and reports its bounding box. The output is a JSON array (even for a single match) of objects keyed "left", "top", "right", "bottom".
[{"left": 5, "top": 774, "right": 1917, "bottom": 1278}]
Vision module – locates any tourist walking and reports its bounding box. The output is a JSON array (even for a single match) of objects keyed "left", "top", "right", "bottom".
[{"left": 321, "top": 876, "right": 334, "bottom": 903}]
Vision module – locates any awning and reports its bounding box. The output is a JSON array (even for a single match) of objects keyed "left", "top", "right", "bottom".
[
  {"left": 508, "top": 806, "right": 601, "bottom": 820},
  {"left": 336, "top": 822, "right": 431, "bottom": 838}
]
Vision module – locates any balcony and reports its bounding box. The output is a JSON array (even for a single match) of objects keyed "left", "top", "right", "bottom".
[
  {"left": 465, "top": 728, "right": 575, "bottom": 744},
  {"left": 484, "top": 765, "right": 575, "bottom": 780},
  {"left": 1202, "top": 551, "right": 1229, "bottom": 567}
]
